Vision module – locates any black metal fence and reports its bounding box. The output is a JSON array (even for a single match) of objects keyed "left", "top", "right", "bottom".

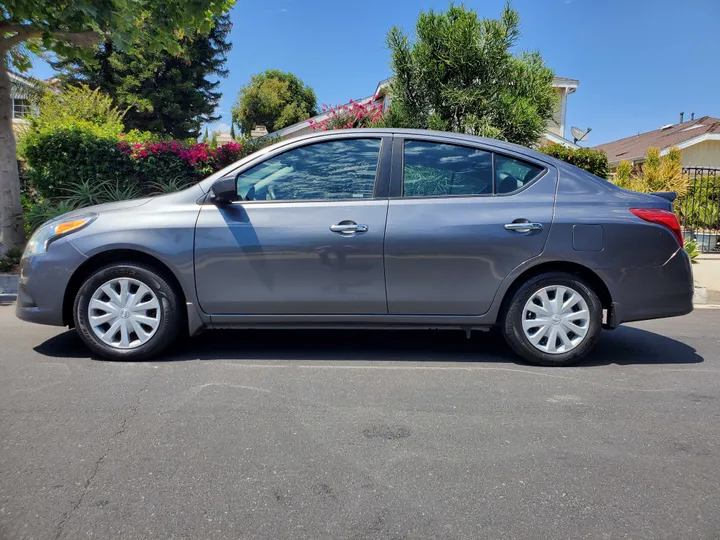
[{"left": 679, "top": 167, "right": 720, "bottom": 252}]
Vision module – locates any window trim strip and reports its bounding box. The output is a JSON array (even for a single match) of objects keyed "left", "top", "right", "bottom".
[{"left": 393, "top": 136, "right": 548, "bottom": 200}]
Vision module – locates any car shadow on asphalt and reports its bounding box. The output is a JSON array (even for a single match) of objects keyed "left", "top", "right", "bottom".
[{"left": 34, "top": 325, "right": 704, "bottom": 367}]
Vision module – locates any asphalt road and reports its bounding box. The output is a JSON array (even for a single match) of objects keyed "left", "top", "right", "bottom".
[{"left": 1, "top": 300, "right": 719, "bottom": 540}]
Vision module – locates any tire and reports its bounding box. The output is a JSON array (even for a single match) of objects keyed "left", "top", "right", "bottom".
[
  {"left": 73, "top": 262, "right": 182, "bottom": 361},
  {"left": 501, "top": 272, "right": 602, "bottom": 367}
]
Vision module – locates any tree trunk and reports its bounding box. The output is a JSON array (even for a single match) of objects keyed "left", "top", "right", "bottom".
[{"left": 0, "top": 57, "right": 25, "bottom": 255}]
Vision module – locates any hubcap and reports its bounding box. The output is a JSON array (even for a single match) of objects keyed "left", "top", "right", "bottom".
[
  {"left": 521, "top": 285, "right": 590, "bottom": 355},
  {"left": 88, "top": 278, "right": 161, "bottom": 349}
]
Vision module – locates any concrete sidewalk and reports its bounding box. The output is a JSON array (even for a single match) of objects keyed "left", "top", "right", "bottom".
[{"left": 693, "top": 254, "right": 720, "bottom": 304}]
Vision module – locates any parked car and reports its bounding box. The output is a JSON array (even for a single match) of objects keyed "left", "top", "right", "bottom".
[{"left": 16, "top": 129, "right": 694, "bottom": 366}]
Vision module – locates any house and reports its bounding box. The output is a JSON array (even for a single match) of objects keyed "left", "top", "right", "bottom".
[
  {"left": 594, "top": 114, "right": 720, "bottom": 170},
  {"left": 267, "top": 76, "right": 582, "bottom": 149},
  {"left": 9, "top": 71, "right": 35, "bottom": 135}
]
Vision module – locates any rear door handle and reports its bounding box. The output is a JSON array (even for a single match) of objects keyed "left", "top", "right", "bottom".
[
  {"left": 504, "top": 222, "right": 543, "bottom": 232},
  {"left": 330, "top": 222, "right": 369, "bottom": 234}
]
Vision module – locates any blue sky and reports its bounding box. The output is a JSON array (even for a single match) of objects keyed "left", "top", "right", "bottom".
[{"left": 27, "top": 0, "right": 720, "bottom": 145}]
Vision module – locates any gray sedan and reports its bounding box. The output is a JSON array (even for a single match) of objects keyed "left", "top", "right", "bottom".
[{"left": 16, "top": 129, "right": 693, "bottom": 366}]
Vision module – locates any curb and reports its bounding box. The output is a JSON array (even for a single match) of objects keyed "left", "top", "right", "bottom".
[{"left": 0, "top": 274, "right": 19, "bottom": 295}]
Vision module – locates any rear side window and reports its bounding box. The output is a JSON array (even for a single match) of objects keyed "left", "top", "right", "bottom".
[
  {"left": 495, "top": 154, "right": 544, "bottom": 194},
  {"left": 403, "top": 141, "right": 493, "bottom": 197}
]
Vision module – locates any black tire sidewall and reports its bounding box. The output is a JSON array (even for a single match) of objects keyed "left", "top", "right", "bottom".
[
  {"left": 73, "top": 263, "right": 181, "bottom": 361},
  {"left": 503, "top": 272, "right": 602, "bottom": 367}
]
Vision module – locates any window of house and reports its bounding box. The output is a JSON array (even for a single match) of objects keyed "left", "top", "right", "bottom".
[
  {"left": 12, "top": 98, "right": 30, "bottom": 119},
  {"left": 402, "top": 141, "right": 493, "bottom": 197},
  {"left": 494, "top": 154, "right": 544, "bottom": 194},
  {"left": 237, "top": 139, "right": 381, "bottom": 202}
]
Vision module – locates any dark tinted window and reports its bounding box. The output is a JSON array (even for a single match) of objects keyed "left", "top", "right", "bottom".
[
  {"left": 403, "top": 141, "right": 493, "bottom": 197},
  {"left": 495, "top": 154, "right": 544, "bottom": 194},
  {"left": 237, "top": 139, "right": 381, "bottom": 201}
]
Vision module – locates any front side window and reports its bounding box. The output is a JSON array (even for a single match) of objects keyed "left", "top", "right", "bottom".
[
  {"left": 13, "top": 98, "right": 30, "bottom": 119},
  {"left": 495, "top": 154, "right": 544, "bottom": 194},
  {"left": 403, "top": 141, "right": 493, "bottom": 197},
  {"left": 237, "top": 139, "right": 381, "bottom": 202}
]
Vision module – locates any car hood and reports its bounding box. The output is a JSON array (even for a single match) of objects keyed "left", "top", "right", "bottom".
[{"left": 67, "top": 197, "right": 155, "bottom": 217}]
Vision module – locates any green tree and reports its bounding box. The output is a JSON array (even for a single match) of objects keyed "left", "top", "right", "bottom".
[
  {"left": 0, "top": 0, "right": 234, "bottom": 252},
  {"left": 231, "top": 69, "right": 316, "bottom": 135},
  {"left": 381, "top": 2, "right": 556, "bottom": 147},
  {"left": 52, "top": 14, "right": 232, "bottom": 139}
]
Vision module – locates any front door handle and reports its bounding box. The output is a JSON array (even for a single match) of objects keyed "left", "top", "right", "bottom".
[
  {"left": 330, "top": 222, "right": 369, "bottom": 234},
  {"left": 504, "top": 222, "right": 543, "bottom": 233}
]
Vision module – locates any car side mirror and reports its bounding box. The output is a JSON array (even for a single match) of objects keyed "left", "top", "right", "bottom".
[{"left": 210, "top": 176, "right": 239, "bottom": 204}]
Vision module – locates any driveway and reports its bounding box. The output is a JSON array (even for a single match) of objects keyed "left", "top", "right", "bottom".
[{"left": 0, "top": 300, "right": 719, "bottom": 540}]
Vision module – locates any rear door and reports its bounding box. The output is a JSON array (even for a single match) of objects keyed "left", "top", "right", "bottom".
[
  {"left": 384, "top": 136, "right": 557, "bottom": 315},
  {"left": 194, "top": 136, "right": 392, "bottom": 315}
]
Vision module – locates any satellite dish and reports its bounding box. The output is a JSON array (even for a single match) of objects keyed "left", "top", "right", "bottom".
[{"left": 571, "top": 126, "right": 592, "bottom": 144}]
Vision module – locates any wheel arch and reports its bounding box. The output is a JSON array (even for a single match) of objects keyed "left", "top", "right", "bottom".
[
  {"left": 63, "top": 249, "right": 188, "bottom": 328},
  {"left": 498, "top": 260, "right": 613, "bottom": 319}
]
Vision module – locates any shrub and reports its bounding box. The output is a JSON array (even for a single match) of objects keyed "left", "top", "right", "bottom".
[
  {"left": 309, "top": 100, "right": 384, "bottom": 132},
  {"left": 684, "top": 239, "right": 700, "bottom": 265},
  {"left": 119, "top": 140, "right": 206, "bottom": 192},
  {"left": 20, "top": 84, "right": 282, "bottom": 219},
  {"left": 614, "top": 146, "right": 689, "bottom": 197},
  {"left": 539, "top": 143, "right": 609, "bottom": 178},
  {"left": 24, "top": 200, "right": 78, "bottom": 233},
  {"left": 22, "top": 126, "right": 135, "bottom": 199},
  {"left": 213, "top": 141, "right": 245, "bottom": 169},
  {"left": 0, "top": 248, "right": 22, "bottom": 273},
  {"left": 679, "top": 199, "right": 720, "bottom": 230},
  {"left": 22, "top": 85, "right": 126, "bottom": 140}
]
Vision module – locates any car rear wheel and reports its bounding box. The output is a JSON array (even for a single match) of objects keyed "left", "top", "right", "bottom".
[
  {"left": 502, "top": 272, "right": 602, "bottom": 366},
  {"left": 73, "top": 263, "right": 182, "bottom": 360}
]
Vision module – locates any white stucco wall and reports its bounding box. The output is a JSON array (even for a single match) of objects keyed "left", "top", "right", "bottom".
[
  {"left": 681, "top": 140, "right": 720, "bottom": 168},
  {"left": 546, "top": 87, "right": 566, "bottom": 138}
]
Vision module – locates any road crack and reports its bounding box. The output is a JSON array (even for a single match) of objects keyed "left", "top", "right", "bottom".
[{"left": 54, "top": 370, "right": 155, "bottom": 540}]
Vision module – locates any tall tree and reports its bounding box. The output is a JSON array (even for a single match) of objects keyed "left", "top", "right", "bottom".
[
  {"left": 231, "top": 70, "right": 316, "bottom": 135},
  {"left": 52, "top": 14, "right": 232, "bottom": 139},
  {"left": 382, "top": 2, "right": 556, "bottom": 147},
  {"left": 0, "top": 0, "right": 234, "bottom": 252}
]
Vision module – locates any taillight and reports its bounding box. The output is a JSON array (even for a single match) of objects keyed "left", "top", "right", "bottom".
[{"left": 630, "top": 208, "right": 684, "bottom": 246}]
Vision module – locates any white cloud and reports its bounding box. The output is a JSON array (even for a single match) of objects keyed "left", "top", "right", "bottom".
[{"left": 213, "top": 123, "right": 231, "bottom": 134}]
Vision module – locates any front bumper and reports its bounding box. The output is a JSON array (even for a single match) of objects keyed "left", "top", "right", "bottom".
[
  {"left": 598, "top": 247, "right": 694, "bottom": 326},
  {"left": 15, "top": 239, "right": 87, "bottom": 327}
]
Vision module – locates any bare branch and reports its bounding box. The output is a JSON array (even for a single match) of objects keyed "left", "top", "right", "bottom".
[
  {"left": 0, "top": 24, "right": 40, "bottom": 50},
  {"left": 1, "top": 22, "right": 99, "bottom": 51},
  {"left": 51, "top": 31, "right": 100, "bottom": 48}
]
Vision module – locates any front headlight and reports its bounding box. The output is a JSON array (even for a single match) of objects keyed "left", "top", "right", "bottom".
[{"left": 23, "top": 213, "right": 97, "bottom": 258}]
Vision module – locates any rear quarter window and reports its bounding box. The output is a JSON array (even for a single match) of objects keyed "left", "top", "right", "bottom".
[{"left": 495, "top": 154, "right": 545, "bottom": 194}]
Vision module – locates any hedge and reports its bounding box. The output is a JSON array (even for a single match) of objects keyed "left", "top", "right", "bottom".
[{"left": 539, "top": 143, "right": 609, "bottom": 179}]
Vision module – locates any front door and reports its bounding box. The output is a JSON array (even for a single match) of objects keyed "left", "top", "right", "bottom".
[
  {"left": 195, "top": 137, "right": 390, "bottom": 315},
  {"left": 384, "top": 138, "right": 557, "bottom": 315}
]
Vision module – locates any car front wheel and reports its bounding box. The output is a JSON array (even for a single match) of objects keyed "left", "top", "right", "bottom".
[
  {"left": 502, "top": 272, "right": 603, "bottom": 366},
  {"left": 73, "top": 262, "right": 182, "bottom": 360}
]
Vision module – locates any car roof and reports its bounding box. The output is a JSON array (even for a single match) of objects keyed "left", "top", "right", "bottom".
[
  {"left": 199, "top": 128, "right": 601, "bottom": 193},
  {"left": 277, "top": 128, "right": 575, "bottom": 170}
]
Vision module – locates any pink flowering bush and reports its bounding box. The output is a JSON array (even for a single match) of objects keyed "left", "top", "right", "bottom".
[
  {"left": 213, "top": 141, "right": 245, "bottom": 169},
  {"left": 309, "top": 98, "right": 384, "bottom": 132},
  {"left": 23, "top": 124, "right": 274, "bottom": 207},
  {"left": 116, "top": 139, "right": 249, "bottom": 193}
]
